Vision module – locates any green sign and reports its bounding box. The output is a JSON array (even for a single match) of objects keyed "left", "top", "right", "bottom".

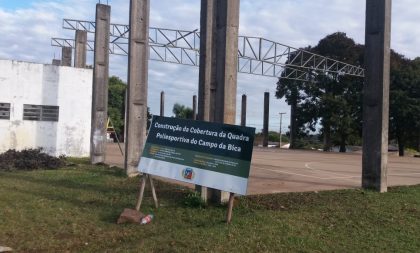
[{"left": 138, "top": 116, "right": 255, "bottom": 195}]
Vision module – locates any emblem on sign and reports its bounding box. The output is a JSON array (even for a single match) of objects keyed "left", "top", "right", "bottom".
[{"left": 182, "top": 168, "right": 195, "bottom": 180}]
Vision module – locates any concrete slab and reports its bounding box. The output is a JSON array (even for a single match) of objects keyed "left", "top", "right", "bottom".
[{"left": 105, "top": 143, "right": 420, "bottom": 195}]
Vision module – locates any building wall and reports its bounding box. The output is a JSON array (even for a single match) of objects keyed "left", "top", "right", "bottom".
[{"left": 0, "top": 59, "right": 93, "bottom": 157}]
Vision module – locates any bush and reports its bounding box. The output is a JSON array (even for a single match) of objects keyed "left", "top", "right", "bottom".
[
  {"left": 183, "top": 191, "right": 207, "bottom": 208},
  {"left": 0, "top": 148, "right": 66, "bottom": 171}
]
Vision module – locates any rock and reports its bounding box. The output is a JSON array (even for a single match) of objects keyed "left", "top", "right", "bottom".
[
  {"left": 117, "top": 208, "right": 145, "bottom": 224},
  {"left": 0, "top": 246, "right": 13, "bottom": 252}
]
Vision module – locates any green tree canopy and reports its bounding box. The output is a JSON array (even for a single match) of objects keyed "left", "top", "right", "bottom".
[
  {"left": 108, "top": 76, "right": 126, "bottom": 136},
  {"left": 172, "top": 103, "right": 193, "bottom": 119},
  {"left": 277, "top": 32, "right": 364, "bottom": 152},
  {"left": 390, "top": 54, "right": 420, "bottom": 155},
  {"left": 311, "top": 33, "right": 364, "bottom": 152},
  {"left": 277, "top": 32, "right": 420, "bottom": 155}
]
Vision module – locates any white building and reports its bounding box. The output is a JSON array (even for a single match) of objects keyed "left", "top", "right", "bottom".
[{"left": 0, "top": 59, "right": 93, "bottom": 157}]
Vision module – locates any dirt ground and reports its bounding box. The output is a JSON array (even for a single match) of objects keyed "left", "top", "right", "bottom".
[{"left": 105, "top": 143, "right": 420, "bottom": 195}]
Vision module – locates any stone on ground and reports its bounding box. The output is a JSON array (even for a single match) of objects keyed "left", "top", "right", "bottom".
[
  {"left": 0, "top": 246, "right": 13, "bottom": 252},
  {"left": 117, "top": 208, "right": 145, "bottom": 224}
]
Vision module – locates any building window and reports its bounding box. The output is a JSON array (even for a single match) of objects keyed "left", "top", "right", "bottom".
[
  {"left": 23, "top": 104, "right": 59, "bottom": 122},
  {"left": 0, "top": 103, "right": 11, "bottom": 120}
]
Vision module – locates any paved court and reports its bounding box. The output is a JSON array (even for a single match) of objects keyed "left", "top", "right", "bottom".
[{"left": 105, "top": 143, "right": 420, "bottom": 195}]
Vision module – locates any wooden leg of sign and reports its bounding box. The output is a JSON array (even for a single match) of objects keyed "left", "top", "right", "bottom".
[
  {"left": 226, "top": 192, "right": 235, "bottom": 224},
  {"left": 148, "top": 175, "right": 159, "bottom": 209},
  {"left": 135, "top": 174, "right": 147, "bottom": 211}
]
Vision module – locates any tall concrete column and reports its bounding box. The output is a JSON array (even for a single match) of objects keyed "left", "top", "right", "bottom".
[
  {"left": 212, "top": 0, "right": 240, "bottom": 125},
  {"left": 90, "top": 4, "right": 111, "bottom": 164},
  {"left": 160, "top": 91, "right": 164, "bottom": 116},
  {"left": 124, "top": 0, "right": 150, "bottom": 176},
  {"left": 263, "top": 92, "right": 269, "bottom": 147},
  {"left": 197, "top": 0, "right": 240, "bottom": 203},
  {"left": 193, "top": 95, "right": 197, "bottom": 120},
  {"left": 74, "top": 30, "right": 87, "bottom": 68},
  {"left": 362, "top": 0, "right": 392, "bottom": 192},
  {"left": 61, "top": 47, "right": 72, "bottom": 67},
  {"left": 241, "top": 94, "right": 246, "bottom": 126},
  {"left": 196, "top": 0, "right": 215, "bottom": 201},
  {"left": 198, "top": 0, "right": 215, "bottom": 122}
]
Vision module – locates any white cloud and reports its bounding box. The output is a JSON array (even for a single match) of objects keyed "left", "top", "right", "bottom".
[{"left": 1, "top": 0, "right": 419, "bottom": 132}]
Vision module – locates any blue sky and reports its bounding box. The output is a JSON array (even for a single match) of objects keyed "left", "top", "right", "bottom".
[
  {"left": 0, "top": 0, "right": 35, "bottom": 10},
  {"left": 1, "top": 0, "right": 420, "bottom": 132}
]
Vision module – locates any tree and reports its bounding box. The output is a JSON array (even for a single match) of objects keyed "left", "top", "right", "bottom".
[
  {"left": 276, "top": 32, "right": 420, "bottom": 155},
  {"left": 276, "top": 33, "right": 366, "bottom": 152},
  {"left": 276, "top": 78, "right": 301, "bottom": 149},
  {"left": 414, "top": 64, "right": 420, "bottom": 152},
  {"left": 172, "top": 103, "right": 193, "bottom": 119},
  {"left": 107, "top": 76, "right": 153, "bottom": 140},
  {"left": 108, "top": 76, "right": 126, "bottom": 137},
  {"left": 390, "top": 54, "right": 420, "bottom": 156},
  {"left": 277, "top": 33, "right": 364, "bottom": 152},
  {"left": 276, "top": 47, "right": 316, "bottom": 149},
  {"left": 310, "top": 33, "right": 364, "bottom": 152}
]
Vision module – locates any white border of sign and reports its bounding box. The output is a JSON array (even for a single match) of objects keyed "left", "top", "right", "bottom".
[{"left": 139, "top": 157, "right": 248, "bottom": 195}]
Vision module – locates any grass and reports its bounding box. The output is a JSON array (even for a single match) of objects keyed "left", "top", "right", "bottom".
[{"left": 1, "top": 159, "right": 420, "bottom": 252}]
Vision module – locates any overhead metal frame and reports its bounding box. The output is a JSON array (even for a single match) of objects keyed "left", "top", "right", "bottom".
[
  {"left": 56, "top": 18, "right": 364, "bottom": 81},
  {"left": 52, "top": 37, "right": 312, "bottom": 81}
]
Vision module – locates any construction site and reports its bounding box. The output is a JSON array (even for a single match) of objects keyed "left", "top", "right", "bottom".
[
  {"left": 1, "top": 0, "right": 416, "bottom": 193},
  {"left": 1, "top": 0, "right": 420, "bottom": 252}
]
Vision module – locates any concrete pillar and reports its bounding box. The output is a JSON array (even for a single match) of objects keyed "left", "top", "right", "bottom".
[
  {"left": 61, "top": 47, "right": 72, "bottom": 67},
  {"left": 90, "top": 4, "right": 110, "bottom": 164},
  {"left": 197, "top": 0, "right": 240, "bottom": 203},
  {"left": 263, "top": 92, "right": 269, "bottom": 147},
  {"left": 196, "top": 0, "right": 215, "bottom": 201},
  {"left": 193, "top": 95, "right": 197, "bottom": 120},
  {"left": 160, "top": 91, "right": 164, "bottom": 116},
  {"left": 124, "top": 0, "right": 150, "bottom": 176},
  {"left": 74, "top": 30, "right": 87, "bottom": 68},
  {"left": 197, "top": 0, "right": 215, "bottom": 122},
  {"left": 241, "top": 94, "right": 246, "bottom": 126},
  {"left": 212, "top": 0, "right": 240, "bottom": 125},
  {"left": 52, "top": 59, "right": 61, "bottom": 66},
  {"left": 362, "top": 0, "right": 392, "bottom": 192}
]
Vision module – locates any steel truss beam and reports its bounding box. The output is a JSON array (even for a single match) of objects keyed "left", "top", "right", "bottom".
[
  {"left": 57, "top": 18, "right": 364, "bottom": 81},
  {"left": 51, "top": 37, "right": 199, "bottom": 66},
  {"left": 52, "top": 37, "right": 313, "bottom": 81},
  {"left": 63, "top": 18, "right": 200, "bottom": 48}
]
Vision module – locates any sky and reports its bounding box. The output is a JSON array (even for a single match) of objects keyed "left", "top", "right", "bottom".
[{"left": 1, "top": 0, "right": 420, "bottom": 133}]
